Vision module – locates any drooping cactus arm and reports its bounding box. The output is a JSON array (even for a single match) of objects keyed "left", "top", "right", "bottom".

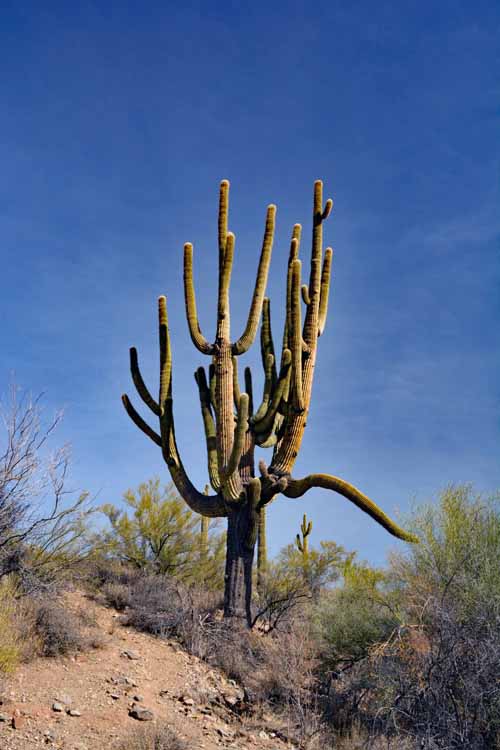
[
  {"left": 232, "top": 205, "right": 276, "bottom": 355},
  {"left": 194, "top": 367, "right": 221, "bottom": 492},
  {"left": 283, "top": 473, "right": 418, "bottom": 543},
  {"left": 232, "top": 356, "right": 241, "bottom": 409},
  {"left": 183, "top": 243, "right": 214, "bottom": 355},
  {"left": 129, "top": 348, "right": 162, "bottom": 416}
]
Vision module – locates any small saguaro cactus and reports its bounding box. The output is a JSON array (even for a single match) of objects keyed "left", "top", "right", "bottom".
[
  {"left": 296, "top": 513, "right": 313, "bottom": 560},
  {"left": 122, "top": 179, "right": 417, "bottom": 626}
]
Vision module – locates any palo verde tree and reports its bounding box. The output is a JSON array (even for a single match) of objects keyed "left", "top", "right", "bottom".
[{"left": 122, "top": 180, "right": 417, "bottom": 626}]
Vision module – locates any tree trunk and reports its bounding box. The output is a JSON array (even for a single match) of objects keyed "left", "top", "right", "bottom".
[{"left": 223, "top": 508, "right": 256, "bottom": 626}]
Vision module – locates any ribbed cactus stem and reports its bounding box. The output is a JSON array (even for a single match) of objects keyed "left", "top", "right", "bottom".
[{"left": 257, "top": 506, "right": 267, "bottom": 590}]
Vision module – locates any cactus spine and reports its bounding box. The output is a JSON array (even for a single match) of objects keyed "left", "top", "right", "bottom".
[{"left": 123, "top": 180, "right": 418, "bottom": 626}]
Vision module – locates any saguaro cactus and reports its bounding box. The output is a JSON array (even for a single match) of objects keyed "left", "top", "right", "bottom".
[
  {"left": 122, "top": 179, "right": 417, "bottom": 626},
  {"left": 296, "top": 513, "right": 313, "bottom": 560}
]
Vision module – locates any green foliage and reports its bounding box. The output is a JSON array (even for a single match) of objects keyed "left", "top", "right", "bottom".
[
  {"left": 101, "top": 479, "right": 225, "bottom": 587},
  {"left": 0, "top": 576, "right": 21, "bottom": 674},
  {"left": 315, "top": 557, "right": 399, "bottom": 669},
  {"left": 390, "top": 483, "right": 500, "bottom": 613}
]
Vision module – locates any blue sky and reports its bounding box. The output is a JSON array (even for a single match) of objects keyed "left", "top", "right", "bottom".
[{"left": 2, "top": 1, "right": 499, "bottom": 566}]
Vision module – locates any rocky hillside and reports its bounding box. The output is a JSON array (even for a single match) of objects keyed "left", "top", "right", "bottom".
[{"left": 0, "top": 592, "right": 291, "bottom": 750}]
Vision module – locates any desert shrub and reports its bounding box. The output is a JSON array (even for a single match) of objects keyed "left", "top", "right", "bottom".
[
  {"left": 29, "top": 598, "right": 88, "bottom": 657},
  {"left": 314, "top": 558, "right": 399, "bottom": 674},
  {"left": 100, "top": 479, "right": 225, "bottom": 587},
  {"left": 117, "top": 723, "right": 187, "bottom": 750},
  {"left": 323, "top": 486, "right": 500, "bottom": 749},
  {"left": 0, "top": 576, "right": 21, "bottom": 674},
  {"left": 102, "top": 582, "right": 131, "bottom": 611}
]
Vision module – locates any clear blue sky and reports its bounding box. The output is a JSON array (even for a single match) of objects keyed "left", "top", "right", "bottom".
[{"left": 2, "top": 1, "right": 499, "bottom": 565}]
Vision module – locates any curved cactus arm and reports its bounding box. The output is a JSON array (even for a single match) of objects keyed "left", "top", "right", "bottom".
[
  {"left": 194, "top": 367, "right": 221, "bottom": 492},
  {"left": 283, "top": 473, "right": 418, "bottom": 543},
  {"left": 223, "top": 393, "right": 249, "bottom": 480},
  {"left": 121, "top": 394, "right": 162, "bottom": 446},
  {"left": 318, "top": 247, "right": 333, "bottom": 337},
  {"left": 232, "top": 205, "right": 276, "bottom": 355},
  {"left": 296, "top": 533, "right": 304, "bottom": 553},
  {"left": 260, "top": 298, "right": 278, "bottom": 385},
  {"left": 301, "top": 284, "right": 310, "bottom": 305},
  {"left": 183, "top": 243, "right": 214, "bottom": 355},
  {"left": 253, "top": 353, "right": 275, "bottom": 423},
  {"left": 252, "top": 349, "right": 291, "bottom": 438},
  {"left": 129, "top": 348, "right": 162, "bottom": 416}
]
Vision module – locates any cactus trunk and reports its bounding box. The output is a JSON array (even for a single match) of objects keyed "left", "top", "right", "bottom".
[{"left": 224, "top": 505, "right": 256, "bottom": 624}]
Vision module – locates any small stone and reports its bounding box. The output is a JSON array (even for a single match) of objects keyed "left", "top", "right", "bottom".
[
  {"left": 129, "top": 707, "right": 154, "bottom": 721},
  {"left": 180, "top": 695, "right": 194, "bottom": 706},
  {"left": 110, "top": 693, "right": 121, "bottom": 700},
  {"left": 121, "top": 650, "right": 140, "bottom": 660},
  {"left": 52, "top": 702, "right": 65, "bottom": 712},
  {"left": 133, "top": 694, "right": 144, "bottom": 702},
  {"left": 67, "top": 708, "right": 82, "bottom": 717},
  {"left": 55, "top": 694, "right": 72, "bottom": 707},
  {"left": 259, "top": 730, "right": 269, "bottom": 740},
  {"left": 12, "top": 709, "right": 24, "bottom": 729},
  {"left": 0, "top": 713, "right": 9, "bottom": 722}
]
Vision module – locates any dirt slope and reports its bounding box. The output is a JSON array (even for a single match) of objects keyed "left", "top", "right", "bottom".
[{"left": 0, "top": 592, "right": 290, "bottom": 750}]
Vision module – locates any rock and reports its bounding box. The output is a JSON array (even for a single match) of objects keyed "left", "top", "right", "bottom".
[
  {"left": 259, "top": 730, "right": 269, "bottom": 740},
  {"left": 110, "top": 693, "right": 121, "bottom": 700},
  {"left": 121, "top": 650, "right": 140, "bottom": 660},
  {"left": 129, "top": 707, "right": 154, "bottom": 721},
  {"left": 67, "top": 709, "right": 82, "bottom": 717},
  {"left": 179, "top": 695, "right": 195, "bottom": 706},
  {"left": 52, "top": 702, "right": 65, "bottom": 713},
  {"left": 0, "top": 713, "right": 9, "bottom": 722},
  {"left": 132, "top": 694, "right": 144, "bottom": 702},
  {"left": 55, "top": 694, "right": 72, "bottom": 707},
  {"left": 12, "top": 709, "right": 24, "bottom": 729}
]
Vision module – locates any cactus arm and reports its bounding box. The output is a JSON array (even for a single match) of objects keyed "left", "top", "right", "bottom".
[
  {"left": 252, "top": 349, "right": 291, "bottom": 437},
  {"left": 257, "top": 506, "right": 267, "bottom": 589},
  {"left": 121, "top": 394, "right": 162, "bottom": 446},
  {"left": 194, "top": 367, "right": 221, "bottom": 492},
  {"left": 303, "top": 181, "right": 333, "bottom": 347},
  {"left": 301, "top": 284, "right": 310, "bottom": 305},
  {"left": 283, "top": 473, "right": 418, "bottom": 543},
  {"left": 209, "top": 363, "right": 217, "bottom": 415},
  {"left": 290, "top": 259, "right": 304, "bottom": 412},
  {"left": 183, "top": 243, "right": 214, "bottom": 355},
  {"left": 224, "top": 393, "right": 249, "bottom": 480},
  {"left": 253, "top": 353, "right": 275, "bottom": 422},
  {"left": 244, "top": 367, "right": 254, "bottom": 417},
  {"left": 218, "top": 179, "right": 230, "bottom": 263},
  {"left": 232, "top": 356, "right": 241, "bottom": 409},
  {"left": 318, "top": 247, "right": 333, "bottom": 337},
  {"left": 232, "top": 205, "right": 276, "bottom": 355},
  {"left": 129, "top": 347, "right": 162, "bottom": 416},
  {"left": 260, "top": 298, "right": 278, "bottom": 385}
]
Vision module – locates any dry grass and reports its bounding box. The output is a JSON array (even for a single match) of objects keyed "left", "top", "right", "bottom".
[{"left": 117, "top": 723, "right": 187, "bottom": 750}]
